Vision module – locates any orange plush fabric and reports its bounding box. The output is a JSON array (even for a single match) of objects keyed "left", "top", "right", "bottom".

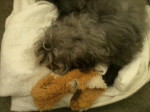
[
  {"left": 31, "top": 69, "right": 106, "bottom": 111},
  {"left": 71, "top": 89, "right": 105, "bottom": 111}
]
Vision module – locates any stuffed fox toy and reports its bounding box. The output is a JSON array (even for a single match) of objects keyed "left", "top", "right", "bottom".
[{"left": 31, "top": 69, "right": 107, "bottom": 111}]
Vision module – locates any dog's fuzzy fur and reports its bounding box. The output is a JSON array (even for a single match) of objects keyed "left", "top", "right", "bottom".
[{"left": 35, "top": 0, "right": 147, "bottom": 85}]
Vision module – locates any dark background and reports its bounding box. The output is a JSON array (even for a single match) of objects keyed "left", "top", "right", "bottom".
[{"left": 0, "top": 0, "right": 150, "bottom": 112}]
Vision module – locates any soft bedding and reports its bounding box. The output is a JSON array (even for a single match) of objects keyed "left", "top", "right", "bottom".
[{"left": 0, "top": 0, "right": 150, "bottom": 111}]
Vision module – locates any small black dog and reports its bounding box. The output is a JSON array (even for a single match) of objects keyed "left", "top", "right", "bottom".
[{"left": 35, "top": 0, "right": 148, "bottom": 86}]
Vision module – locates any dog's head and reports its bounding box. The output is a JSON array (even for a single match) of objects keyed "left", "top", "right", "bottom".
[
  {"left": 35, "top": 0, "right": 147, "bottom": 75},
  {"left": 35, "top": 14, "right": 109, "bottom": 75}
]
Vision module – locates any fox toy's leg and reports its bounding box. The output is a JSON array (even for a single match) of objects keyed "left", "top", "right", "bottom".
[{"left": 70, "top": 89, "right": 105, "bottom": 111}]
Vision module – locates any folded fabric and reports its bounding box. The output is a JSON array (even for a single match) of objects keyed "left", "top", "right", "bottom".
[
  {"left": 0, "top": 1, "right": 58, "bottom": 96},
  {"left": 0, "top": 0, "right": 150, "bottom": 111}
]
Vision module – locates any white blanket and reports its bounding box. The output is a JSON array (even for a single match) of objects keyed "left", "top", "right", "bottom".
[{"left": 0, "top": 0, "right": 150, "bottom": 111}]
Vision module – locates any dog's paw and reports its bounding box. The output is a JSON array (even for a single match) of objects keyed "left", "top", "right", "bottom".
[{"left": 86, "top": 75, "right": 107, "bottom": 89}]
